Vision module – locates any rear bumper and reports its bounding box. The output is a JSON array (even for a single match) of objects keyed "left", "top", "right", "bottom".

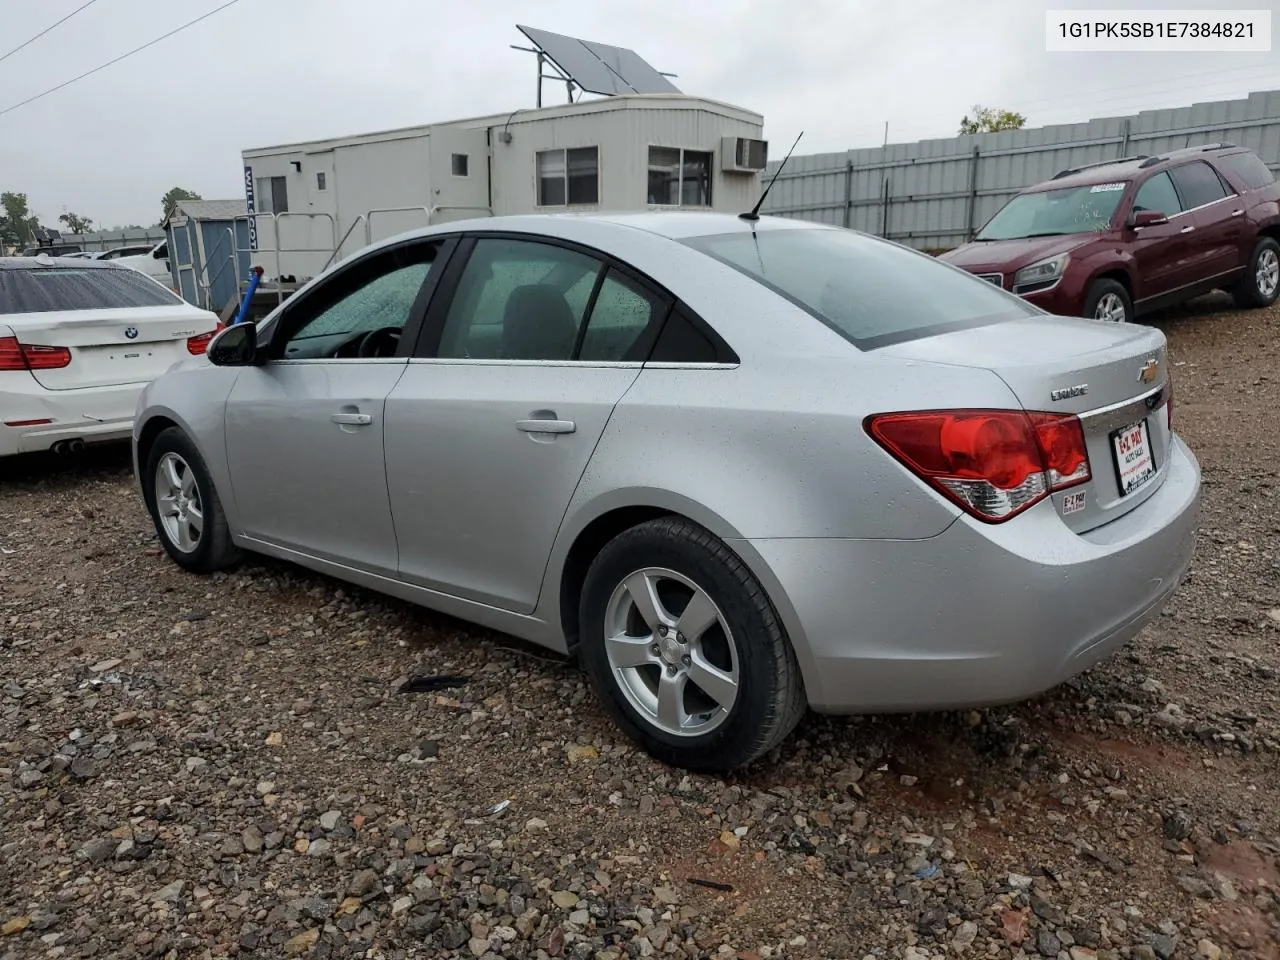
[
  {"left": 741, "top": 435, "right": 1201, "bottom": 713},
  {"left": 0, "top": 381, "right": 142, "bottom": 456}
]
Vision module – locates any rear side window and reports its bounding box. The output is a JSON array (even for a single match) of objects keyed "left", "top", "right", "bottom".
[
  {"left": 684, "top": 227, "right": 1039, "bottom": 349},
  {"left": 1215, "top": 152, "right": 1275, "bottom": 190},
  {"left": 1133, "top": 172, "right": 1183, "bottom": 217},
  {"left": 0, "top": 267, "right": 181, "bottom": 315},
  {"left": 1169, "top": 161, "right": 1230, "bottom": 209}
]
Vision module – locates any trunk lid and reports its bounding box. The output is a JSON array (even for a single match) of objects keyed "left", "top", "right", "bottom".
[
  {"left": 10, "top": 306, "right": 215, "bottom": 390},
  {"left": 878, "top": 315, "right": 1172, "bottom": 532}
]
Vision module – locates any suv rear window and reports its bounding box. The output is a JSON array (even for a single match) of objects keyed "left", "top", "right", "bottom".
[
  {"left": 1216, "top": 152, "right": 1275, "bottom": 190},
  {"left": 684, "top": 227, "right": 1039, "bottom": 349},
  {"left": 0, "top": 267, "right": 182, "bottom": 315}
]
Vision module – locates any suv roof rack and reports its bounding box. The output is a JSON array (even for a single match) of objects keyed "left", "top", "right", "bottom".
[
  {"left": 1137, "top": 142, "right": 1236, "bottom": 168},
  {"left": 1051, "top": 155, "right": 1150, "bottom": 180}
]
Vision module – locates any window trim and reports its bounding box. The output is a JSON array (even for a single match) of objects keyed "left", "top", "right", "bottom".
[
  {"left": 258, "top": 236, "right": 458, "bottom": 363},
  {"left": 647, "top": 145, "right": 715, "bottom": 208},
  {"left": 410, "top": 231, "right": 739, "bottom": 365},
  {"left": 534, "top": 146, "right": 600, "bottom": 208}
]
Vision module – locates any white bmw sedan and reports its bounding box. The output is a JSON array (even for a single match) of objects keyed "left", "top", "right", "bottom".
[{"left": 0, "top": 256, "right": 220, "bottom": 457}]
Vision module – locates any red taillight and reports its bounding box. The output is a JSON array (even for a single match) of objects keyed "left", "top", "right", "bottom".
[
  {"left": 866, "top": 409, "right": 1091, "bottom": 523},
  {"left": 0, "top": 336, "right": 71, "bottom": 371},
  {"left": 187, "top": 322, "right": 225, "bottom": 356}
]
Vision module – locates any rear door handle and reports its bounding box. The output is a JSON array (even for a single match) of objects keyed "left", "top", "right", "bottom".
[
  {"left": 1231, "top": 209, "right": 1244, "bottom": 217},
  {"left": 516, "top": 418, "right": 575, "bottom": 434},
  {"left": 331, "top": 412, "right": 373, "bottom": 426},
  {"left": 1179, "top": 225, "right": 1195, "bottom": 233}
]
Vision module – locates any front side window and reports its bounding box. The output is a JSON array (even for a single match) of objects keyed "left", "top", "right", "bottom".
[
  {"left": 648, "top": 147, "right": 713, "bottom": 206},
  {"left": 279, "top": 244, "right": 439, "bottom": 360},
  {"left": 437, "top": 238, "right": 602, "bottom": 360},
  {"left": 1132, "top": 172, "right": 1183, "bottom": 218},
  {"left": 685, "top": 227, "right": 1039, "bottom": 349},
  {"left": 976, "top": 183, "right": 1127, "bottom": 240},
  {"left": 1169, "top": 160, "right": 1231, "bottom": 210},
  {"left": 536, "top": 147, "right": 599, "bottom": 206},
  {"left": 0, "top": 266, "right": 182, "bottom": 315}
]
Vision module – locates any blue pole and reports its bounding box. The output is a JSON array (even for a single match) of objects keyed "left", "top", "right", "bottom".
[{"left": 233, "top": 266, "right": 264, "bottom": 325}]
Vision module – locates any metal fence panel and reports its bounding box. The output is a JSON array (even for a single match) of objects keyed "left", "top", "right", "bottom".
[{"left": 761, "top": 89, "right": 1280, "bottom": 250}]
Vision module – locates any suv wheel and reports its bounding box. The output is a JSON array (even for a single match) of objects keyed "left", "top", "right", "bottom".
[
  {"left": 1083, "top": 279, "right": 1133, "bottom": 323},
  {"left": 578, "top": 518, "right": 806, "bottom": 772},
  {"left": 1232, "top": 237, "right": 1280, "bottom": 309},
  {"left": 141, "top": 427, "right": 241, "bottom": 573}
]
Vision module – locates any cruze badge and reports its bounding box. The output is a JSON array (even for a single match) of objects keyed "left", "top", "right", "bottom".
[
  {"left": 1138, "top": 358, "right": 1159, "bottom": 384},
  {"left": 1050, "top": 383, "right": 1089, "bottom": 401},
  {"left": 124, "top": 327, "right": 139, "bottom": 340}
]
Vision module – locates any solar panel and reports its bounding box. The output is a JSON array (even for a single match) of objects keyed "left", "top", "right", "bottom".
[{"left": 516, "top": 25, "right": 680, "bottom": 97}]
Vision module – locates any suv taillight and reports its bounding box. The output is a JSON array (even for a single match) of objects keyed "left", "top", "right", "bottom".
[
  {"left": 0, "top": 336, "right": 72, "bottom": 371},
  {"left": 186, "top": 322, "right": 225, "bottom": 356},
  {"left": 866, "top": 409, "right": 1090, "bottom": 523}
]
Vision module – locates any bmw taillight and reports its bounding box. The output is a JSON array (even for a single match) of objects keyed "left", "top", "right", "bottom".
[
  {"left": 186, "top": 322, "right": 225, "bottom": 356},
  {"left": 0, "top": 336, "right": 71, "bottom": 371},
  {"left": 866, "top": 409, "right": 1091, "bottom": 523}
]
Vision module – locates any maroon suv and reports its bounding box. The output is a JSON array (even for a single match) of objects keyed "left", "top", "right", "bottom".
[{"left": 940, "top": 144, "right": 1280, "bottom": 323}]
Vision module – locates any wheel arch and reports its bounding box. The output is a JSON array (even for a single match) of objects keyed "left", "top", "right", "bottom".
[{"left": 542, "top": 489, "right": 819, "bottom": 703}]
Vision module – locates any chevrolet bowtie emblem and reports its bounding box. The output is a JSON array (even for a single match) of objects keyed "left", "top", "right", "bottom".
[{"left": 1138, "top": 358, "right": 1159, "bottom": 384}]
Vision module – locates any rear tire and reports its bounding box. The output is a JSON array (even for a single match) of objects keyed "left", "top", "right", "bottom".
[
  {"left": 142, "top": 427, "right": 241, "bottom": 573},
  {"left": 578, "top": 517, "right": 806, "bottom": 773},
  {"left": 1083, "top": 278, "right": 1133, "bottom": 323},
  {"left": 1231, "top": 237, "right": 1280, "bottom": 309}
]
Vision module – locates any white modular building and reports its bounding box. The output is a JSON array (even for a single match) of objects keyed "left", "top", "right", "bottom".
[{"left": 241, "top": 94, "right": 768, "bottom": 282}]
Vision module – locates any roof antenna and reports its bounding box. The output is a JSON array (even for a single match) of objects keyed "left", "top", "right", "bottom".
[{"left": 740, "top": 130, "right": 803, "bottom": 222}]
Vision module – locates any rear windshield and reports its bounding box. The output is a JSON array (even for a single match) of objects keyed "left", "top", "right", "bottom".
[
  {"left": 683, "top": 227, "right": 1039, "bottom": 349},
  {"left": 0, "top": 267, "right": 181, "bottom": 315},
  {"left": 976, "top": 183, "right": 1128, "bottom": 241}
]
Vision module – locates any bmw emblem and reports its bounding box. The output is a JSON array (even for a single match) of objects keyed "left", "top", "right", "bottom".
[{"left": 124, "top": 327, "right": 139, "bottom": 340}]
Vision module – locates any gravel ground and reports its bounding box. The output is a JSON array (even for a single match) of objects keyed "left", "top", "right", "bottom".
[{"left": 2, "top": 295, "right": 1279, "bottom": 960}]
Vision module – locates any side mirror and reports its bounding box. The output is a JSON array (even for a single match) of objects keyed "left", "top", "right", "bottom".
[
  {"left": 207, "top": 322, "right": 258, "bottom": 367},
  {"left": 1129, "top": 209, "right": 1168, "bottom": 229}
]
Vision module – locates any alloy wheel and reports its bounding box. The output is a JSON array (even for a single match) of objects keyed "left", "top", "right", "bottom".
[
  {"left": 1094, "top": 292, "right": 1128, "bottom": 322},
  {"left": 155, "top": 452, "right": 204, "bottom": 553},
  {"left": 603, "top": 567, "right": 740, "bottom": 737},
  {"left": 1257, "top": 248, "right": 1279, "bottom": 299}
]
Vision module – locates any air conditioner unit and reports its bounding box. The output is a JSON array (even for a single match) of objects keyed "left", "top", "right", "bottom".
[{"left": 721, "top": 136, "right": 768, "bottom": 173}]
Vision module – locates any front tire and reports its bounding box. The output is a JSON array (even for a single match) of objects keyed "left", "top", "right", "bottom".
[
  {"left": 1083, "top": 278, "right": 1133, "bottom": 323},
  {"left": 1231, "top": 237, "right": 1280, "bottom": 309},
  {"left": 142, "top": 427, "right": 241, "bottom": 573},
  {"left": 578, "top": 517, "right": 806, "bottom": 772}
]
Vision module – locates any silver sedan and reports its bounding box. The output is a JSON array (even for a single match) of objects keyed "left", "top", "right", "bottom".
[{"left": 132, "top": 212, "right": 1201, "bottom": 771}]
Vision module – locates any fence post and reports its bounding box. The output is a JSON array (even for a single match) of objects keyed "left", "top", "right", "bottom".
[
  {"left": 1120, "top": 118, "right": 1131, "bottom": 158},
  {"left": 842, "top": 158, "right": 853, "bottom": 228},
  {"left": 880, "top": 175, "right": 891, "bottom": 238},
  {"left": 965, "top": 146, "right": 981, "bottom": 240}
]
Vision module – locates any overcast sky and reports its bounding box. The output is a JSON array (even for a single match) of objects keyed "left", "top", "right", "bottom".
[{"left": 1, "top": 0, "right": 1277, "bottom": 228}]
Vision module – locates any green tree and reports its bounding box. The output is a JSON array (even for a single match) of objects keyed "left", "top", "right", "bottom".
[
  {"left": 959, "top": 105, "right": 1027, "bottom": 135},
  {"left": 1, "top": 192, "right": 40, "bottom": 247},
  {"left": 58, "top": 211, "right": 94, "bottom": 234},
  {"left": 162, "top": 186, "right": 202, "bottom": 221}
]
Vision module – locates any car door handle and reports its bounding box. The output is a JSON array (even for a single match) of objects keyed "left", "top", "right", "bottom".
[
  {"left": 1231, "top": 209, "right": 1244, "bottom": 217},
  {"left": 516, "top": 418, "right": 575, "bottom": 434},
  {"left": 331, "top": 412, "right": 373, "bottom": 426},
  {"left": 1179, "top": 225, "right": 1195, "bottom": 233}
]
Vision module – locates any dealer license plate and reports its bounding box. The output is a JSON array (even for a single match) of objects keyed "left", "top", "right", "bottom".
[{"left": 1113, "top": 419, "right": 1156, "bottom": 495}]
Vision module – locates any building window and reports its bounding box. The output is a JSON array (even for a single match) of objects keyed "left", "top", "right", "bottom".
[
  {"left": 536, "top": 147, "right": 599, "bottom": 206},
  {"left": 647, "top": 147, "right": 712, "bottom": 206},
  {"left": 451, "top": 153, "right": 469, "bottom": 177},
  {"left": 255, "top": 176, "right": 289, "bottom": 214},
  {"left": 316, "top": 171, "right": 327, "bottom": 191}
]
